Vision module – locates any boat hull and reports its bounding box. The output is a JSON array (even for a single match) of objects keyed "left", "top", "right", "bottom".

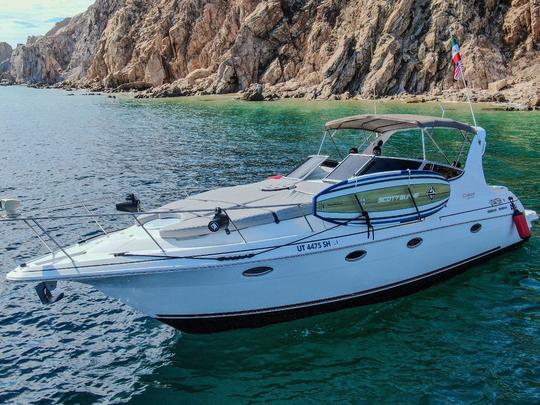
[
  {"left": 156, "top": 243, "right": 522, "bottom": 333},
  {"left": 85, "top": 212, "right": 524, "bottom": 333}
]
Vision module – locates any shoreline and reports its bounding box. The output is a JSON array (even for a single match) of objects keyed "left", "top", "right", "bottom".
[{"left": 2, "top": 82, "right": 539, "bottom": 112}]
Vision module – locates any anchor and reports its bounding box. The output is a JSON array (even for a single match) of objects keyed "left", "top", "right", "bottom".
[{"left": 35, "top": 281, "right": 65, "bottom": 304}]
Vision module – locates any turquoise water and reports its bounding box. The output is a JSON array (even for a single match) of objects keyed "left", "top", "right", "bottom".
[{"left": 0, "top": 86, "right": 539, "bottom": 403}]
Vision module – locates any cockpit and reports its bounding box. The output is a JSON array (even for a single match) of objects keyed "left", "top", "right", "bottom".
[
  {"left": 284, "top": 114, "right": 475, "bottom": 183},
  {"left": 286, "top": 154, "right": 463, "bottom": 182}
]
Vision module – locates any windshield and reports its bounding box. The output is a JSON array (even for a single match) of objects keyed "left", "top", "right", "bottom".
[
  {"left": 286, "top": 155, "right": 329, "bottom": 179},
  {"left": 321, "top": 127, "right": 471, "bottom": 169}
]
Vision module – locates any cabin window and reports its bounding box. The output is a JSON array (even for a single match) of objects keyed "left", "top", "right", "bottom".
[
  {"left": 345, "top": 250, "right": 367, "bottom": 262},
  {"left": 242, "top": 266, "right": 273, "bottom": 277},
  {"left": 470, "top": 223, "right": 482, "bottom": 233},
  {"left": 407, "top": 237, "right": 423, "bottom": 248},
  {"left": 423, "top": 163, "right": 463, "bottom": 179},
  {"left": 358, "top": 157, "right": 422, "bottom": 176}
]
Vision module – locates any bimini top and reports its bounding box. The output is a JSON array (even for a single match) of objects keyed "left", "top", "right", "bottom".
[{"left": 325, "top": 114, "right": 476, "bottom": 134}]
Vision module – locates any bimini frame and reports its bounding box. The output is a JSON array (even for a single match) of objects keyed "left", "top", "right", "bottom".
[{"left": 318, "top": 113, "right": 476, "bottom": 166}]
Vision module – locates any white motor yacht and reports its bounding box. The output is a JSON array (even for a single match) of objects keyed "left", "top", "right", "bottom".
[{"left": 3, "top": 114, "right": 537, "bottom": 333}]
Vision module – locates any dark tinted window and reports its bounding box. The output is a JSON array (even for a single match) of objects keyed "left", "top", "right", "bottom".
[
  {"left": 326, "top": 154, "right": 373, "bottom": 181},
  {"left": 424, "top": 163, "right": 462, "bottom": 179},
  {"left": 286, "top": 155, "right": 328, "bottom": 179},
  {"left": 359, "top": 157, "right": 421, "bottom": 176}
]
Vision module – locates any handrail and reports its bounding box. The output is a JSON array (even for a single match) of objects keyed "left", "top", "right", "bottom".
[
  {"left": 82, "top": 202, "right": 108, "bottom": 235},
  {"left": 30, "top": 218, "right": 77, "bottom": 267},
  {"left": 0, "top": 202, "right": 312, "bottom": 222},
  {"left": 133, "top": 215, "right": 168, "bottom": 255},
  {"left": 0, "top": 200, "right": 317, "bottom": 259},
  {"left": 2, "top": 201, "right": 313, "bottom": 259},
  {"left": 23, "top": 219, "right": 54, "bottom": 254}
]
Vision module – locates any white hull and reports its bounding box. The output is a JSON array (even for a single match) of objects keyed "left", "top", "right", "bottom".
[{"left": 80, "top": 207, "right": 527, "bottom": 332}]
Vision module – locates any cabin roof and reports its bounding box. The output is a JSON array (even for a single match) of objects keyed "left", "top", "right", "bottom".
[{"left": 325, "top": 114, "right": 476, "bottom": 133}]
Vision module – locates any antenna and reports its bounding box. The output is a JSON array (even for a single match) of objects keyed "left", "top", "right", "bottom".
[
  {"left": 460, "top": 72, "right": 477, "bottom": 127},
  {"left": 373, "top": 87, "right": 377, "bottom": 114}
]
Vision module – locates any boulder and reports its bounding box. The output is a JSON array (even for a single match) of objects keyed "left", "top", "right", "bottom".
[
  {"left": 241, "top": 83, "right": 264, "bottom": 101},
  {"left": 154, "top": 84, "right": 183, "bottom": 98},
  {"left": 530, "top": 94, "right": 540, "bottom": 108},
  {"left": 116, "top": 81, "right": 153, "bottom": 91},
  {"left": 488, "top": 79, "right": 508, "bottom": 93}
]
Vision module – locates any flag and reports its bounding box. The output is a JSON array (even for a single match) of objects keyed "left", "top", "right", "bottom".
[{"left": 452, "top": 38, "right": 465, "bottom": 81}]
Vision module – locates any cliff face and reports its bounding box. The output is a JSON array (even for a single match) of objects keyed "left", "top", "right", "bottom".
[
  {"left": 7, "top": 0, "right": 540, "bottom": 100},
  {"left": 9, "top": 0, "right": 123, "bottom": 84},
  {"left": 0, "top": 42, "right": 12, "bottom": 74}
]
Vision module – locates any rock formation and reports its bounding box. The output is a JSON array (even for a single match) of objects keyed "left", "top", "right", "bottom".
[
  {"left": 6, "top": 0, "right": 540, "bottom": 102},
  {"left": 0, "top": 42, "right": 12, "bottom": 74},
  {"left": 9, "top": 0, "right": 123, "bottom": 84}
]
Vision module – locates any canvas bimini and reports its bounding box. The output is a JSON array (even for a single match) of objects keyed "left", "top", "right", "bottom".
[{"left": 3, "top": 114, "right": 537, "bottom": 333}]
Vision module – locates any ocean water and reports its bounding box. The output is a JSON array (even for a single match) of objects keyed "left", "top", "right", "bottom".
[{"left": 0, "top": 85, "right": 539, "bottom": 403}]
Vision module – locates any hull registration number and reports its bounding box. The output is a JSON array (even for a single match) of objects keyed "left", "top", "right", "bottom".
[{"left": 296, "top": 239, "right": 334, "bottom": 252}]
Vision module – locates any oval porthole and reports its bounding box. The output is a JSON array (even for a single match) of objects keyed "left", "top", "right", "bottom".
[
  {"left": 242, "top": 266, "right": 273, "bottom": 277},
  {"left": 345, "top": 250, "right": 367, "bottom": 262},
  {"left": 470, "top": 223, "right": 482, "bottom": 233},
  {"left": 407, "top": 237, "right": 423, "bottom": 249}
]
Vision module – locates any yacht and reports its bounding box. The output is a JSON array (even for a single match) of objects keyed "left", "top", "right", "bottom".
[{"left": 3, "top": 114, "right": 537, "bottom": 333}]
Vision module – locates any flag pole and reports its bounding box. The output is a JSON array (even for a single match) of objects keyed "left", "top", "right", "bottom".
[
  {"left": 452, "top": 37, "right": 477, "bottom": 128},
  {"left": 460, "top": 71, "right": 477, "bottom": 128}
]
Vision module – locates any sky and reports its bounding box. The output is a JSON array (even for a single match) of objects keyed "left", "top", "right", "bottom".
[{"left": 0, "top": 0, "right": 95, "bottom": 47}]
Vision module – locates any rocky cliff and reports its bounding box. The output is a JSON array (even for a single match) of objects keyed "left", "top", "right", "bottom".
[
  {"left": 0, "top": 42, "right": 13, "bottom": 75},
  {"left": 7, "top": 0, "right": 540, "bottom": 102},
  {"left": 9, "top": 0, "right": 123, "bottom": 84}
]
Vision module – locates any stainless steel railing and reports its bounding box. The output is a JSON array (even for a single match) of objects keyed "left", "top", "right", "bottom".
[{"left": 1, "top": 201, "right": 312, "bottom": 266}]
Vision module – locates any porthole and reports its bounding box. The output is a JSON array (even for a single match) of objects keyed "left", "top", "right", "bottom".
[
  {"left": 407, "top": 237, "right": 423, "bottom": 249},
  {"left": 470, "top": 223, "right": 482, "bottom": 233},
  {"left": 242, "top": 266, "right": 273, "bottom": 277},
  {"left": 345, "top": 250, "right": 367, "bottom": 262}
]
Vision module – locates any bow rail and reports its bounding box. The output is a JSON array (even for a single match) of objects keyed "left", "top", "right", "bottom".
[{"left": 1, "top": 200, "right": 312, "bottom": 266}]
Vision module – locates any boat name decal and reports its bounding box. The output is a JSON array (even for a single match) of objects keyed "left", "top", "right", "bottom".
[{"left": 378, "top": 192, "right": 420, "bottom": 204}]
